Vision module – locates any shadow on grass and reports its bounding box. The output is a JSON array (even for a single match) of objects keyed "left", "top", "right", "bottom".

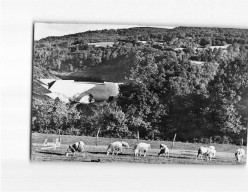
[
  {"left": 183, "top": 150, "right": 197, "bottom": 153},
  {"left": 168, "top": 155, "right": 193, "bottom": 160},
  {"left": 37, "top": 151, "right": 65, "bottom": 156},
  {"left": 87, "top": 151, "right": 131, "bottom": 156}
]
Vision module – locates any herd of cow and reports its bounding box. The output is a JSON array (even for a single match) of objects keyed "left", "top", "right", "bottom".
[{"left": 61, "top": 140, "right": 246, "bottom": 162}]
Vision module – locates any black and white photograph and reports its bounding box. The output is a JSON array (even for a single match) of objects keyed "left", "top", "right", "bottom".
[
  {"left": 31, "top": 23, "right": 247, "bottom": 165},
  {"left": 2, "top": 0, "right": 248, "bottom": 192}
]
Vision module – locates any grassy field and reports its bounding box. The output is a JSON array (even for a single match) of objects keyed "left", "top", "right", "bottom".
[{"left": 31, "top": 133, "right": 246, "bottom": 165}]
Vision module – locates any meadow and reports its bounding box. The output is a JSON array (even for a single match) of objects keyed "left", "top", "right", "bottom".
[{"left": 31, "top": 133, "right": 246, "bottom": 165}]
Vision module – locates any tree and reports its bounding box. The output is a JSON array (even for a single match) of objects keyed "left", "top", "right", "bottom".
[
  {"left": 200, "top": 38, "right": 211, "bottom": 47},
  {"left": 118, "top": 51, "right": 221, "bottom": 140},
  {"left": 207, "top": 54, "right": 248, "bottom": 138},
  {"left": 87, "top": 102, "right": 129, "bottom": 145},
  {"left": 66, "top": 105, "right": 81, "bottom": 135},
  {"left": 32, "top": 97, "right": 81, "bottom": 135}
]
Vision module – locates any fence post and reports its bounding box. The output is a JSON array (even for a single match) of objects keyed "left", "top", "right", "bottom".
[
  {"left": 171, "top": 133, "right": 177, "bottom": 150},
  {"left": 96, "top": 129, "right": 100, "bottom": 146},
  {"left": 59, "top": 129, "right": 61, "bottom": 142}
]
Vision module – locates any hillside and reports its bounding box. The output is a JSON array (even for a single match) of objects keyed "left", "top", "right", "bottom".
[
  {"left": 32, "top": 25, "right": 248, "bottom": 143},
  {"left": 51, "top": 53, "right": 137, "bottom": 82},
  {"left": 32, "top": 65, "right": 61, "bottom": 101},
  {"left": 33, "top": 26, "right": 248, "bottom": 83}
]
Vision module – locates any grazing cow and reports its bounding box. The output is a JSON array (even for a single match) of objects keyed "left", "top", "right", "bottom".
[
  {"left": 66, "top": 141, "right": 85, "bottom": 156},
  {"left": 106, "top": 141, "right": 129, "bottom": 155},
  {"left": 134, "top": 143, "right": 151, "bottom": 157},
  {"left": 235, "top": 148, "right": 245, "bottom": 162},
  {"left": 197, "top": 146, "right": 216, "bottom": 161},
  {"left": 209, "top": 146, "right": 216, "bottom": 157},
  {"left": 158, "top": 144, "right": 169, "bottom": 157}
]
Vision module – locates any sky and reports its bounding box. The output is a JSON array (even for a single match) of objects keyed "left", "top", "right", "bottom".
[{"left": 34, "top": 23, "right": 175, "bottom": 40}]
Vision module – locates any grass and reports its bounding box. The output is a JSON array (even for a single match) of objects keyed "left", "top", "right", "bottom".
[{"left": 31, "top": 133, "right": 247, "bottom": 165}]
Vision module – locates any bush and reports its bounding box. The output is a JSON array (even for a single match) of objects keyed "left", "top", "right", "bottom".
[
  {"left": 222, "top": 136, "right": 231, "bottom": 144},
  {"left": 199, "top": 137, "right": 210, "bottom": 144},
  {"left": 213, "top": 135, "right": 222, "bottom": 144}
]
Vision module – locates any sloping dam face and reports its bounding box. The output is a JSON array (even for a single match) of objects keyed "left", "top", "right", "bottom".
[{"left": 40, "top": 79, "right": 120, "bottom": 103}]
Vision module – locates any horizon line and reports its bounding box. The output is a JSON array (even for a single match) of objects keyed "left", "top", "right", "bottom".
[{"left": 34, "top": 23, "right": 176, "bottom": 41}]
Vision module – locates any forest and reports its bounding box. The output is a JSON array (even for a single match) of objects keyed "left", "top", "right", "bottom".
[{"left": 32, "top": 26, "right": 248, "bottom": 145}]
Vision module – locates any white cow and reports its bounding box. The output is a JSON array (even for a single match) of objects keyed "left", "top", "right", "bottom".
[
  {"left": 197, "top": 146, "right": 216, "bottom": 161},
  {"left": 235, "top": 148, "right": 245, "bottom": 162},
  {"left": 106, "top": 141, "right": 129, "bottom": 155},
  {"left": 158, "top": 144, "right": 169, "bottom": 157},
  {"left": 209, "top": 146, "right": 216, "bottom": 157},
  {"left": 134, "top": 143, "right": 151, "bottom": 157},
  {"left": 66, "top": 141, "right": 85, "bottom": 156}
]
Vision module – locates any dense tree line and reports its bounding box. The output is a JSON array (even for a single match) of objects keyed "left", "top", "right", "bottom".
[{"left": 117, "top": 51, "right": 248, "bottom": 144}]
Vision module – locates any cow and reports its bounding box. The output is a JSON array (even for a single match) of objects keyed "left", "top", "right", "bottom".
[
  {"left": 134, "top": 143, "right": 151, "bottom": 157},
  {"left": 209, "top": 146, "right": 216, "bottom": 157},
  {"left": 235, "top": 148, "right": 245, "bottom": 162},
  {"left": 158, "top": 144, "right": 169, "bottom": 157},
  {"left": 66, "top": 141, "right": 85, "bottom": 156},
  {"left": 106, "top": 141, "right": 129, "bottom": 155},
  {"left": 197, "top": 146, "right": 216, "bottom": 161}
]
